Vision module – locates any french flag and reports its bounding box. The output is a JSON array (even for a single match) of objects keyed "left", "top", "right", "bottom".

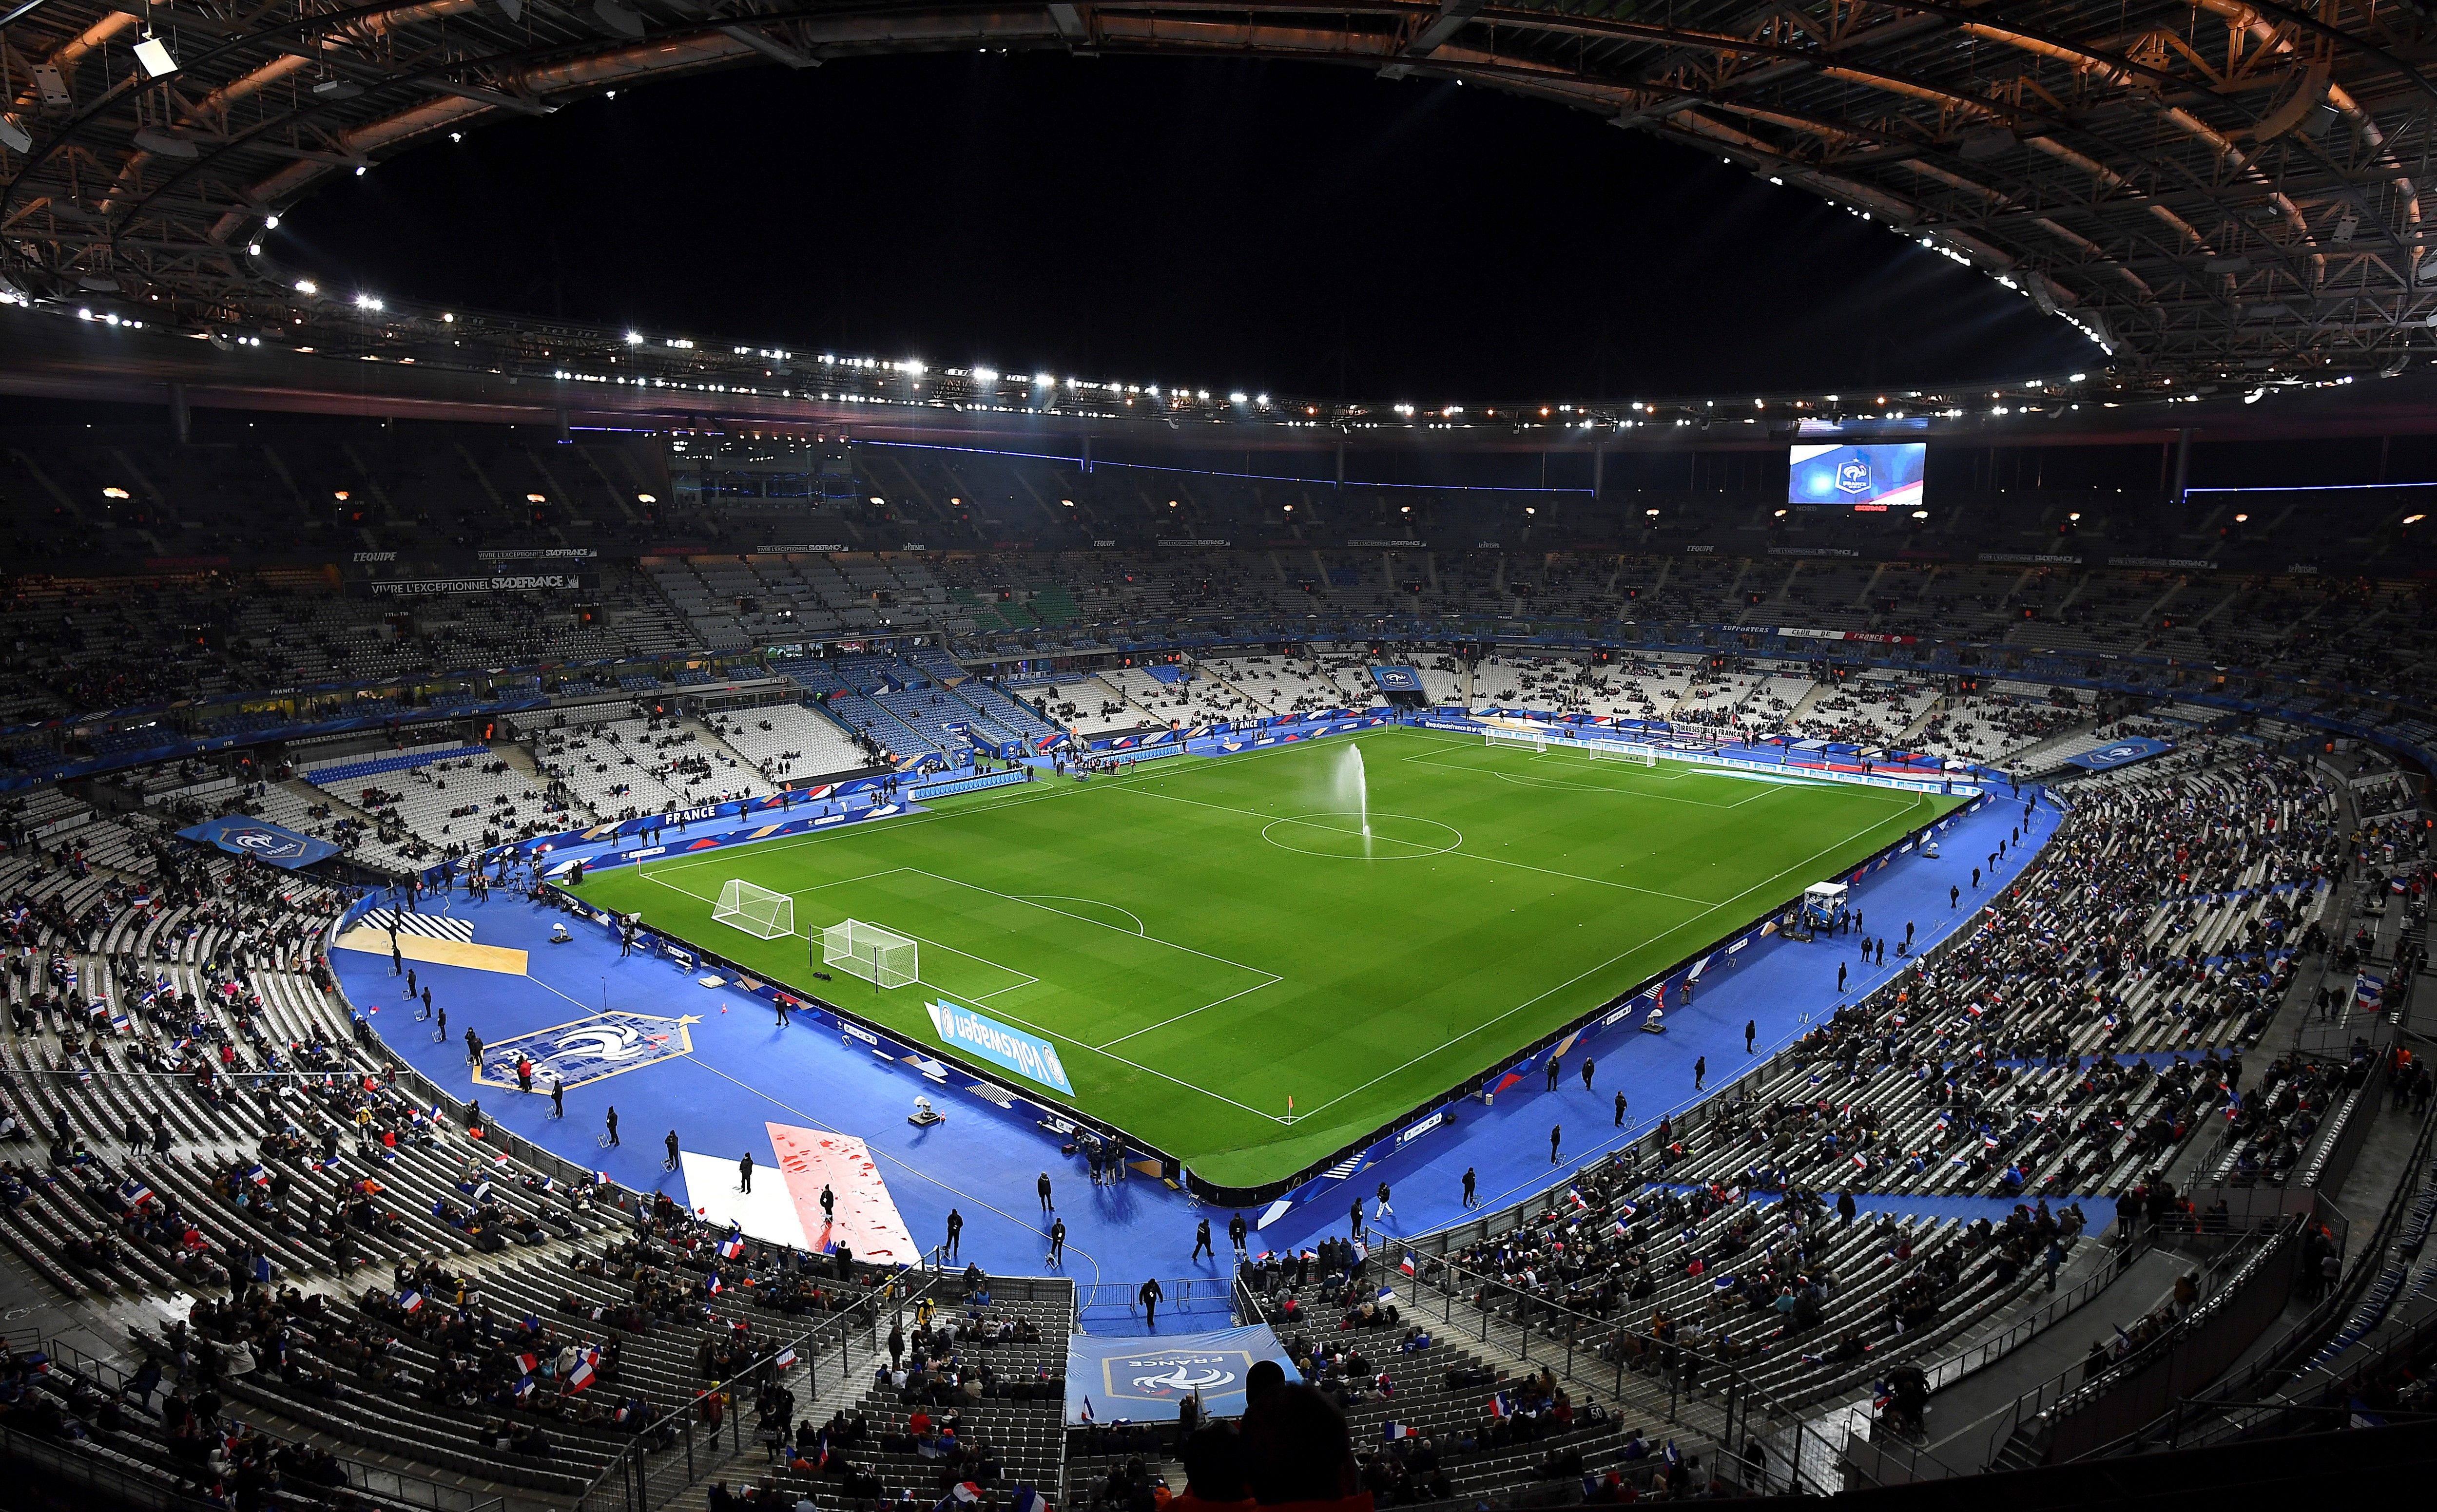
[
  {"left": 398, "top": 1290, "right": 424, "bottom": 1313},
  {"left": 774, "top": 1345, "right": 797, "bottom": 1371},
  {"left": 516, "top": 1352, "right": 541, "bottom": 1375},
  {"left": 120, "top": 1179, "right": 153, "bottom": 1207},
  {"left": 718, "top": 1236, "right": 746, "bottom": 1260},
  {"left": 1399, "top": 1254, "right": 1416, "bottom": 1277},
  {"left": 565, "top": 1358, "right": 597, "bottom": 1393},
  {"left": 1487, "top": 1393, "right": 1513, "bottom": 1418},
  {"left": 1383, "top": 1421, "right": 1412, "bottom": 1441},
  {"left": 706, "top": 1273, "right": 725, "bottom": 1295}
]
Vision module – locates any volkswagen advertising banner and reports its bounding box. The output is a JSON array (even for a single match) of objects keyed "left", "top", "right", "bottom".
[
  {"left": 925, "top": 999, "right": 1076, "bottom": 1095},
  {"left": 175, "top": 816, "right": 343, "bottom": 870},
  {"left": 1065, "top": 1325, "right": 1302, "bottom": 1424}
]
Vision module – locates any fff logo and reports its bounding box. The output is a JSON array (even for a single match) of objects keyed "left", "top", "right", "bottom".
[{"left": 1836, "top": 459, "right": 1874, "bottom": 494}]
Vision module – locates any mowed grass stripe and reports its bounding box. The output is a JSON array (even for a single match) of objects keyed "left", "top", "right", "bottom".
[{"left": 571, "top": 727, "right": 1959, "bottom": 1186}]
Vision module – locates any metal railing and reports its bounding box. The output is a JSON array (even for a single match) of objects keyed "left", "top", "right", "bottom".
[
  {"left": 1918, "top": 1234, "right": 2153, "bottom": 1396},
  {"left": 1378, "top": 1251, "right": 1845, "bottom": 1496},
  {"left": 25, "top": 1334, "right": 504, "bottom": 1512},
  {"left": 571, "top": 1266, "right": 947, "bottom": 1512}
]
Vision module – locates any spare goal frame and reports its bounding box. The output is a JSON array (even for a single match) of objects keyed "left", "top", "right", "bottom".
[
  {"left": 712, "top": 879, "right": 794, "bottom": 940},
  {"left": 822, "top": 918, "right": 919, "bottom": 989}
]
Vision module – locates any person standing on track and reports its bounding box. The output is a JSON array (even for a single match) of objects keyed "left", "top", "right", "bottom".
[
  {"left": 1549, "top": 1124, "right": 1562, "bottom": 1164},
  {"left": 1462, "top": 1167, "right": 1477, "bottom": 1207},
  {"left": 945, "top": 1208, "right": 962, "bottom": 1259},
  {"left": 1038, "top": 1171, "right": 1054, "bottom": 1212},
  {"left": 1349, "top": 1195, "right": 1365, "bottom": 1240},
  {"left": 1193, "top": 1216, "right": 1214, "bottom": 1263},
  {"left": 664, "top": 1129, "right": 680, "bottom": 1170},
  {"left": 1545, "top": 1056, "right": 1562, "bottom": 1092},
  {"left": 1694, "top": 1056, "right": 1707, "bottom": 1092},
  {"left": 1581, "top": 1058, "right": 1595, "bottom": 1091},
  {"left": 738, "top": 1151, "right": 753, "bottom": 1194},
  {"left": 1745, "top": 1019, "right": 1757, "bottom": 1053},
  {"left": 1229, "top": 1212, "right": 1248, "bottom": 1257},
  {"left": 550, "top": 1077, "right": 564, "bottom": 1119},
  {"left": 1049, "top": 1217, "right": 1067, "bottom": 1266},
  {"left": 1139, "top": 1277, "right": 1163, "bottom": 1329},
  {"left": 605, "top": 1106, "right": 619, "bottom": 1146},
  {"left": 1614, "top": 1091, "right": 1627, "bottom": 1128}
]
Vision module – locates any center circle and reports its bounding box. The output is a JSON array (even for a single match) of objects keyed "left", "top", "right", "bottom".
[{"left": 1260, "top": 811, "right": 1462, "bottom": 860}]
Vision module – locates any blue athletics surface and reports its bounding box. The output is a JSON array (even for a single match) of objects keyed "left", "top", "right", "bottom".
[{"left": 335, "top": 776, "right": 2060, "bottom": 1331}]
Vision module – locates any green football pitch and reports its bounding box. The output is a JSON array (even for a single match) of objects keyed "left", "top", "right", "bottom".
[{"left": 568, "top": 726, "right": 1960, "bottom": 1187}]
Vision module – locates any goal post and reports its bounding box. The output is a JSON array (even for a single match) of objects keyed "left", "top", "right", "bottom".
[
  {"left": 1586, "top": 740, "right": 1659, "bottom": 768},
  {"left": 1484, "top": 726, "right": 1548, "bottom": 755},
  {"left": 822, "top": 918, "right": 919, "bottom": 989},
  {"left": 713, "top": 879, "right": 794, "bottom": 940}
]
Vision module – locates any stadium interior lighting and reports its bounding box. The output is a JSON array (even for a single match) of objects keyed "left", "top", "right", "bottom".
[
  {"left": 637, "top": 493, "right": 656, "bottom": 504},
  {"left": 2234, "top": 513, "right": 2249, "bottom": 522},
  {"left": 625, "top": 331, "right": 642, "bottom": 345},
  {"left": 353, "top": 294, "right": 382, "bottom": 310},
  {"left": 294, "top": 280, "right": 317, "bottom": 295},
  {"left": 2068, "top": 512, "right": 2082, "bottom": 521},
  {"left": 1645, "top": 508, "right": 1661, "bottom": 517},
  {"left": 1912, "top": 509, "right": 1930, "bottom": 519},
  {"left": 102, "top": 486, "right": 130, "bottom": 499},
  {"left": 869, "top": 496, "right": 884, "bottom": 504},
  {"left": 2404, "top": 514, "right": 2426, "bottom": 524},
  {"left": 525, "top": 493, "right": 546, "bottom": 503},
  {"left": 132, "top": 35, "right": 179, "bottom": 77}
]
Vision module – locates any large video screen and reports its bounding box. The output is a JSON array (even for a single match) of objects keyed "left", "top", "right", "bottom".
[{"left": 1787, "top": 442, "right": 1926, "bottom": 510}]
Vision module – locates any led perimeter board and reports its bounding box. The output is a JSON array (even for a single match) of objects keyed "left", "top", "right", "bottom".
[{"left": 1788, "top": 442, "right": 1927, "bottom": 511}]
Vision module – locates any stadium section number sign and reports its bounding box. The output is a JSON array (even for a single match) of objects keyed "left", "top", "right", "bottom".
[{"left": 925, "top": 998, "right": 1075, "bottom": 1095}]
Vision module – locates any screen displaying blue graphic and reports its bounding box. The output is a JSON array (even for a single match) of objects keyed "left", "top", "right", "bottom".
[
  {"left": 176, "top": 815, "right": 343, "bottom": 870},
  {"left": 1788, "top": 442, "right": 1927, "bottom": 510}
]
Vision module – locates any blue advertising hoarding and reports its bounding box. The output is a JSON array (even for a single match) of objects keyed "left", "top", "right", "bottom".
[
  {"left": 925, "top": 998, "right": 1076, "bottom": 1095},
  {"left": 1064, "top": 1325, "right": 1302, "bottom": 1425}
]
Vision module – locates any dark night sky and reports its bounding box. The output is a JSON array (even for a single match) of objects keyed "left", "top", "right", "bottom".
[{"left": 273, "top": 52, "right": 2092, "bottom": 399}]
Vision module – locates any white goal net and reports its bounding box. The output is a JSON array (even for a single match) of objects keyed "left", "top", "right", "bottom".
[
  {"left": 822, "top": 919, "right": 919, "bottom": 989},
  {"left": 1586, "top": 740, "right": 1659, "bottom": 767},
  {"left": 713, "top": 879, "right": 794, "bottom": 940},
  {"left": 1484, "top": 726, "right": 1549, "bottom": 754}
]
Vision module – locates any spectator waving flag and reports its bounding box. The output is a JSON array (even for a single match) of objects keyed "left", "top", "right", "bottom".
[
  {"left": 565, "top": 1355, "right": 597, "bottom": 1393},
  {"left": 774, "top": 1345, "right": 797, "bottom": 1371},
  {"left": 398, "top": 1290, "right": 424, "bottom": 1313},
  {"left": 718, "top": 1235, "right": 746, "bottom": 1260},
  {"left": 1383, "top": 1421, "right": 1412, "bottom": 1441},
  {"left": 1488, "top": 1392, "right": 1513, "bottom": 1418},
  {"left": 516, "top": 1352, "right": 541, "bottom": 1375},
  {"left": 120, "top": 1178, "right": 153, "bottom": 1207},
  {"left": 1078, "top": 1397, "right": 1094, "bottom": 1424},
  {"left": 593, "top": 1170, "right": 613, "bottom": 1187},
  {"left": 514, "top": 1376, "right": 535, "bottom": 1401},
  {"left": 706, "top": 1273, "right": 725, "bottom": 1295},
  {"left": 2356, "top": 973, "right": 2386, "bottom": 1013},
  {"left": 1399, "top": 1253, "right": 1416, "bottom": 1277},
  {"left": 1009, "top": 1488, "right": 1051, "bottom": 1512},
  {"left": 931, "top": 1483, "right": 984, "bottom": 1512}
]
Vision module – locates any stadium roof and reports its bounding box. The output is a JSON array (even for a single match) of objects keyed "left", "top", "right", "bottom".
[{"left": 4, "top": 0, "right": 2435, "bottom": 416}]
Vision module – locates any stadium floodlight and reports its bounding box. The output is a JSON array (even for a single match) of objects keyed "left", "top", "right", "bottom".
[
  {"left": 133, "top": 35, "right": 180, "bottom": 78},
  {"left": 823, "top": 919, "right": 917, "bottom": 989},
  {"left": 714, "top": 880, "right": 794, "bottom": 941}
]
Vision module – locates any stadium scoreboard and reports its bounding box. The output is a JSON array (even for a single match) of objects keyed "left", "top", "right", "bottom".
[{"left": 1787, "top": 441, "right": 1926, "bottom": 511}]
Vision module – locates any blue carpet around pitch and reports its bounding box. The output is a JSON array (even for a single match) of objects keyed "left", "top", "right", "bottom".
[{"left": 337, "top": 780, "right": 2059, "bottom": 1331}]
